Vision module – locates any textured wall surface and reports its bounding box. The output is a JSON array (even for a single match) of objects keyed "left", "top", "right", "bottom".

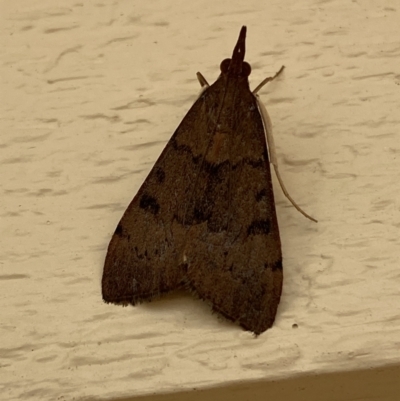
[{"left": 2, "top": 1, "right": 400, "bottom": 400}]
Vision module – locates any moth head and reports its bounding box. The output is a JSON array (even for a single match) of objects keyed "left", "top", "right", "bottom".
[
  {"left": 220, "top": 58, "right": 251, "bottom": 78},
  {"left": 221, "top": 25, "right": 251, "bottom": 77}
]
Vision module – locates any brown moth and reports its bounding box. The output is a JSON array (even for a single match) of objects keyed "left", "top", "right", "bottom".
[{"left": 102, "top": 26, "right": 284, "bottom": 335}]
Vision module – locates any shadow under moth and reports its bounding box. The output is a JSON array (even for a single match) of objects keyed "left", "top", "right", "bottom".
[{"left": 102, "top": 26, "right": 315, "bottom": 335}]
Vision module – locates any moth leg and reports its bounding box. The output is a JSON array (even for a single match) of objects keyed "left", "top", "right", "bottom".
[
  {"left": 253, "top": 65, "right": 285, "bottom": 94},
  {"left": 196, "top": 72, "right": 209, "bottom": 88}
]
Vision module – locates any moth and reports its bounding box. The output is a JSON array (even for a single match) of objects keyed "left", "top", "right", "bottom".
[{"left": 102, "top": 26, "right": 313, "bottom": 335}]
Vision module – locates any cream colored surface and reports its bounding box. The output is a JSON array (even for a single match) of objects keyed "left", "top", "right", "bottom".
[{"left": 2, "top": 1, "right": 400, "bottom": 400}]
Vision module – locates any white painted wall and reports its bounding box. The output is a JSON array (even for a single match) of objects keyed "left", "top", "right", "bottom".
[{"left": 2, "top": 1, "right": 400, "bottom": 400}]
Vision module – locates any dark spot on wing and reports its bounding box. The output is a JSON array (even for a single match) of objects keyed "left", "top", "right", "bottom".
[
  {"left": 247, "top": 219, "right": 271, "bottom": 235},
  {"left": 255, "top": 188, "right": 267, "bottom": 202},
  {"left": 273, "top": 259, "right": 283, "bottom": 271},
  {"left": 267, "top": 259, "right": 283, "bottom": 271},
  {"left": 139, "top": 193, "right": 160, "bottom": 215},
  {"left": 114, "top": 223, "right": 131, "bottom": 240},
  {"left": 115, "top": 223, "right": 123, "bottom": 236},
  {"left": 155, "top": 166, "right": 165, "bottom": 183}
]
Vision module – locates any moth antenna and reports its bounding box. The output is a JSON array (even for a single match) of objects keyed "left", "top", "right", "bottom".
[{"left": 254, "top": 70, "right": 317, "bottom": 223}]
